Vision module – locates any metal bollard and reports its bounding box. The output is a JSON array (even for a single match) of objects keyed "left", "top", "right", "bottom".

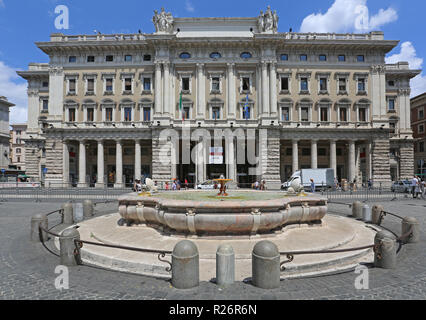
[
  {"left": 59, "top": 227, "right": 81, "bottom": 266},
  {"left": 31, "top": 214, "right": 48, "bottom": 242},
  {"left": 62, "top": 202, "right": 74, "bottom": 225},
  {"left": 362, "top": 204, "right": 372, "bottom": 222},
  {"left": 83, "top": 200, "right": 94, "bottom": 219},
  {"left": 371, "top": 204, "right": 384, "bottom": 225},
  {"left": 216, "top": 244, "right": 235, "bottom": 287},
  {"left": 171, "top": 240, "right": 199, "bottom": 289},
  {"left": 401, "top": 217, "right": 419, "bottom": 244},
  {"left": 374, "top": 230, "right": 397, "bottom": 269},
  {"left": 352, "top": 201, "right": 363, "bottom": 219},
  {"left": 252, "top": 241, "right": 280, "bottom": 289}
]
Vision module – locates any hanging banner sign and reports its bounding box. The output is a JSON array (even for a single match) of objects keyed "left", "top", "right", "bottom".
[{"left": 209, "top": 147, "right": 223, "bottom": 164}]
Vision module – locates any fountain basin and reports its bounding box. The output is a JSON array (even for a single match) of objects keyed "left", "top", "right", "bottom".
[{"left": 118, "top": 190, "right": 327, "bottom": 236}]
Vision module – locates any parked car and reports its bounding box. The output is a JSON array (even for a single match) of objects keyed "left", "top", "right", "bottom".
[
  {"left": 196, "top": 180, "right": 218, "bottom": 190},
  {"left": 391, "top": 180, "right": 411, "bottom": 193}
]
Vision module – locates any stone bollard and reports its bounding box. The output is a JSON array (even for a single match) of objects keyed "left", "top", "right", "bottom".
[
  {"left": 83, "top": 200, "right": 94, "bottom": 219},
  {"left": 352, "top": 201, "right": 363, "bottom": 219},
  {"left": 362, "top": 204, "right": 372, "bottom": 223},
  {"left": 252, "top": 241, "right": 280, "bottom": 289},
  {"left": 216, "top": 244, "right": 235, "bottom": 287},
  {"left": 374, "top": 230, "right": 397, "bottom": 269},
  {"left": 372, "top": 204, "right": 384, "bottom": 225},
  {"left": 74, "top": 203, "right": 84, "bottom": 222},
  {"left": 171, "top": 240, "right": 199, "bottom": 289},
  {"left": 59, "top": 227, "right": 81, "bottom": 266},
  {"left": 401, "top": 217, "right": 419, "bottom": 244},
  {"left": 62, "top": 202, "right": 74, "bottom": 225},
  {"left": 31, "top": 214, "right": 48, "bottom": 242}
]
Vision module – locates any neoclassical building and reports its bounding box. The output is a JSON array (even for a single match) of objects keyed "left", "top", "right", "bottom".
[{"left": 18, "top": 7, "right": 420, "bottom": 188}]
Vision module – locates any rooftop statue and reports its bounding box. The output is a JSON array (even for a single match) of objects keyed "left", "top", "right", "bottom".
[
  {"left": 153, "top": 7, "right": 174, "bottom": 33},
  {"left": 257, "top": 5, "right": 278, "bottom": 33}
]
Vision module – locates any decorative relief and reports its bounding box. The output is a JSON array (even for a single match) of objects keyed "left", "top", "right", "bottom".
[{"left": 153, "top": 8, "right": 174, "bottom": 33}]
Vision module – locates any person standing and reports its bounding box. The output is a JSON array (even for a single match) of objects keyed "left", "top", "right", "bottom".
[
  {"left": 310, "top": 178, "right": 315, "bottom": 193},
  {"left": 411, "top": 175, "right": 418, "bottom": 198}
]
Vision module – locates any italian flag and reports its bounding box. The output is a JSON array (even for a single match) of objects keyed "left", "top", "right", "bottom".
[{"left": 179, "top": 91, "right": 183, "bottom": 121}]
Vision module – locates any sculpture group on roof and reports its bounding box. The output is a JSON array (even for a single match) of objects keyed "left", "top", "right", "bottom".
[
  {"left": 153, "top": 7, "right": 174, "bottom": 33},
  {"left": 257, "top": 5, "right": 278, "bottom": 33}
]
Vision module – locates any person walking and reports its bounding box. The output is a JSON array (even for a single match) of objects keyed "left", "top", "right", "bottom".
[
  {"left": 411, "top": 175, "right": 418, "bottom": 198},
  {"left": 310, "top": 178, "right": 315, "bottom": 193}
]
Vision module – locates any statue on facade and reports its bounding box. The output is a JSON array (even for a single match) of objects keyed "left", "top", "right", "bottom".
[
  {"left": 153, "top": 7, "right": 174, "bottom": 33},
  {"left": 257, "top": 6, "right": 278, "bottom": 33}
]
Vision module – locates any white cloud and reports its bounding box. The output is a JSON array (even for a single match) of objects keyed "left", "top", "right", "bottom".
[
  {"left": 0, "top": 61, "right": 28, "bottom": 125},
  {"left": 185, "top": 0, "right": 194, "bottom": 13},
  {"left": 386, "top": 42, "right": 426, "bottom": 98},
  {"left": 0, "top": 0, "right": 5, "bottom": 8},
  {"left": 300, "top": 0, "right": 398, "bottom": 33}
]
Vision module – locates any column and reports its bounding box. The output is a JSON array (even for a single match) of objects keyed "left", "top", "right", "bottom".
[
  {"left": 366, "top": 141, "right": 372, "bottom": 181},
  {"left": 134, "top": 140, "right": 141, "bottom": 181},
  {"left": 330, "top": 139, "right": 337, "bottom": 178},
  {"left": 262, "top": 61, "right": 270, "bottom": 116},
  {"left": 62, "top": 141, "right": 69, "bottom": 187},
  {"left": 311, "top": 140, "right": 318, "bottom": 169},
  {"left": 96, "top": 140, "right": 104, "bottom": 188},
  {"left": 154, "top": 62, "right": 162, "bottom": 115},
  {"left": 227, "top": 63, "right": 236, "bottom": 118},
  {"left": 78, "top": 140, "right": 87, "bottom": 187},
  {"left": 196, "top": 63, "right": 205, "bottom": 119},
  {"left": 269, "top": 62, "right": 277, "bottom": 116},
  {"left": 348, "top": 140, "right": 356, "bottom": 183},
  {"left": 115, "top": 140, "right": 123, "bottom": 188},
  {"left": 163, "top": 62, "right": 170, "bottom": 115},
  {"left": 292, "top": 139, "right": 299, "bottom": 173},
  {"left": 226, "top": 137, "right": 236, "bottom": 181}
]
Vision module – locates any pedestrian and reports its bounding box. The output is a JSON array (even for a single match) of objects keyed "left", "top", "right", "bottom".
[
  {"left": 176, "top": 179, "right": 181, "bottom": 190},
  {"left": 172, "top": 181, "right": 177, "bottom": 190},
  {"left": 310, "top": 178, "right": 315, "bottom": 193},
  {"left": 135, "top": 179, "right": 142, "bottom": 192},
  {"left": 261, "top": 180, "right": 266, "bottom": 190},
  {"left": 165, "top": 181, "right": 169, "bottom": 191},
  {"left": 184, "top": 178, "right": 188, "bottom": 190},
  {"left": 419, "top": 179, "right": 425, "bottom": 199},
  {"left": 254, "top": 181, "right": 260, "bottom": 190},
  {"left": 411, "top": 175, "right": 418, "bottom": 198},
  {"left": 368, "top": 179, "right": 372, "bottom": 190}
]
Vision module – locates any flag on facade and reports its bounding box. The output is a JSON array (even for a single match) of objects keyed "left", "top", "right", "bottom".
[
  {"left": 179, "top": 91, "right": 183, "bottom": 121},
  {"left": 244, "top": 94, "right": 250, "bottom": 120}
]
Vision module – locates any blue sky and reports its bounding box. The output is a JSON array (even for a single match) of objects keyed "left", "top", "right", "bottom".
[{"left": 1, "top": 0, "right": 425, "bottom": 124}]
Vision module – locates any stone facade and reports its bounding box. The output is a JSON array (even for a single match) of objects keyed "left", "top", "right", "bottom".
[
  {"left": 0, "top": 96, "right": 14, "bottom": 170},
  {"left": 16, "top": 7, "right": 420, "bottom": 188}
]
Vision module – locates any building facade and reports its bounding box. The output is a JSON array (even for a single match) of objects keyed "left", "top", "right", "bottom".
[
  {"left": 9, "top": 124, "right": 28, "bottom": 171},
  {"left": 411, "top": 93, "right": 426, "bottom": 177},
  {"left": 0, "top": 96, "right": 14, "bottom": 170},
  {"left": 17, "top": 7, "right": 420, "bottom": 188}
]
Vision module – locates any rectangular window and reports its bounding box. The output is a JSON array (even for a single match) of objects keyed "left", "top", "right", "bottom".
[
  {"left": 143, "top": 55, "right": 151, "bottom": 61},
  {"left": 212, "top": 106, "right": 221, "bottom": 120},
  {"left": 69, "top": 56, "right": 77, "bottom": 63},
  {"left": 281, "top": 107, "right": 290, "bottom": 121},
  {"left": 281, "top": 77, "right": 289, "bottom": 91},
  {"left": 280, "top": 54, "right": 288, "bottom": 61},
  {"left": 320, "top": 107, "right": 328, "bottom": 122},
  {"left": 319, "top": 78, "right": 327, "bottom": 91},
  {"left": 124, "top": 55, "right": 132, "bottom": 62},
  {"left": 106, "top": 55, "right": 114, "bottom": 62},
  {"left": 388, "top": 99, "right": 395, "bottom": 111},
  {"left": 419, "top": 124, "right": 425, "bottom": 133},
  {"left": 319, "top": 54, "right": 327, "bottom": 61},
  {"left": 42, "top": 81, "right": 49, "bottom": 87},
  {"left": 68, "top": 108, "right": 76, "bottom": 122},
  {"left": 69, "top": 79, "right": 76, "bottom": 93},
  {"left": 301, "top": 107, "right": 309, "bottom": 122},
  {"left": 358, "top": 79, "right": 366, "bottom": 92},
  {"left": 105, "top": 108, "right": 113, "bottom": 121},
  {"left": 143, "top": 107, "right": 151, "bottom": 121},
  {"left": 212, "top": 77, "right": 220, "bottom": 92},
  {"left": 182, "top": 78, "right": 190, "bottom": 92},
  {"left": 124, "top": 78, "right": 132, "bottom": 91},
  {"left": 124, "top": 107, "right": 132, "bottom": 122},
  {"left": 339, "top": 108, "right": 348, "bottom": 122},
  {"left": 357, "top": 55, "right": 365, "bottom": 62},
  {"left": 419, "top": 108, "right": 424, "bottom": 119},
  {"left": 318, "top": 148, "right": 327, "bottom": 156},
  {"left": 87, "top": 108, "right": 94, "bottom": 122},
  {"left": 300, "top": 78, "right": 308, "bottom": 92},
  {"left": 388, "top": 80, "right": 395, "bottom": 87},
  {"left": 87, "top": 56, "right": 95, "bottom": 62},
  {"left": 87, "top": 79, "right": 95, "bottom": 93},
  {"left": 339, "top": 78, "right": 347, "bottom": 92},
  {"left": 42, "top": 100, "right": 49, "bottom": 110},
  {"left": 143, "top": 78, "right": 151, "bottom": 91},
  {"left": 183, "top": 106, "right": 190, "bottom": 119},
  {"left": 302, "top": 148, "right": 311, "bottom": 156},
  {"left": 242, "top": 106, "right": 251, "bottom": 120},
  {"left": 359, "top": 108, "right": 367, "bottom": 122},
  {"left": 300, "top": 54, "right": 307, "bottom": 61},
  {"left": 106, "top": 78, "right": 113, "bottom": 92},
  {"left": 420, "top": 142, "right": 425, "bottom": 153},
  {"left": 242, "top": 77, "right": 250, "bottom": 92},
  {"left": 338, "top": 55, "right": 346, "bottom": 62}
]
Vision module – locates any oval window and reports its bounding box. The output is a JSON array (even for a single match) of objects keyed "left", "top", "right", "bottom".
[
  {"left": 240, "top": 52, "right": 252, "bottom": 59},
  {"left": 179, "top": 52, "right": 191, "bottom": 59},
  {"left": 210, "top": 52, "right": 222, "bottom": 59}
]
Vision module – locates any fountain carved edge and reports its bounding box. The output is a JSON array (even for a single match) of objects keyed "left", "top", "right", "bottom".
[{"left": 118, "top": 193, "right": 328, "bottom": 236}]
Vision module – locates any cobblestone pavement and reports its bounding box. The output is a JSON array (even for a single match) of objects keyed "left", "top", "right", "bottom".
[{"left": 0, "top": 197, "right": 425, "bottom": 300}]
